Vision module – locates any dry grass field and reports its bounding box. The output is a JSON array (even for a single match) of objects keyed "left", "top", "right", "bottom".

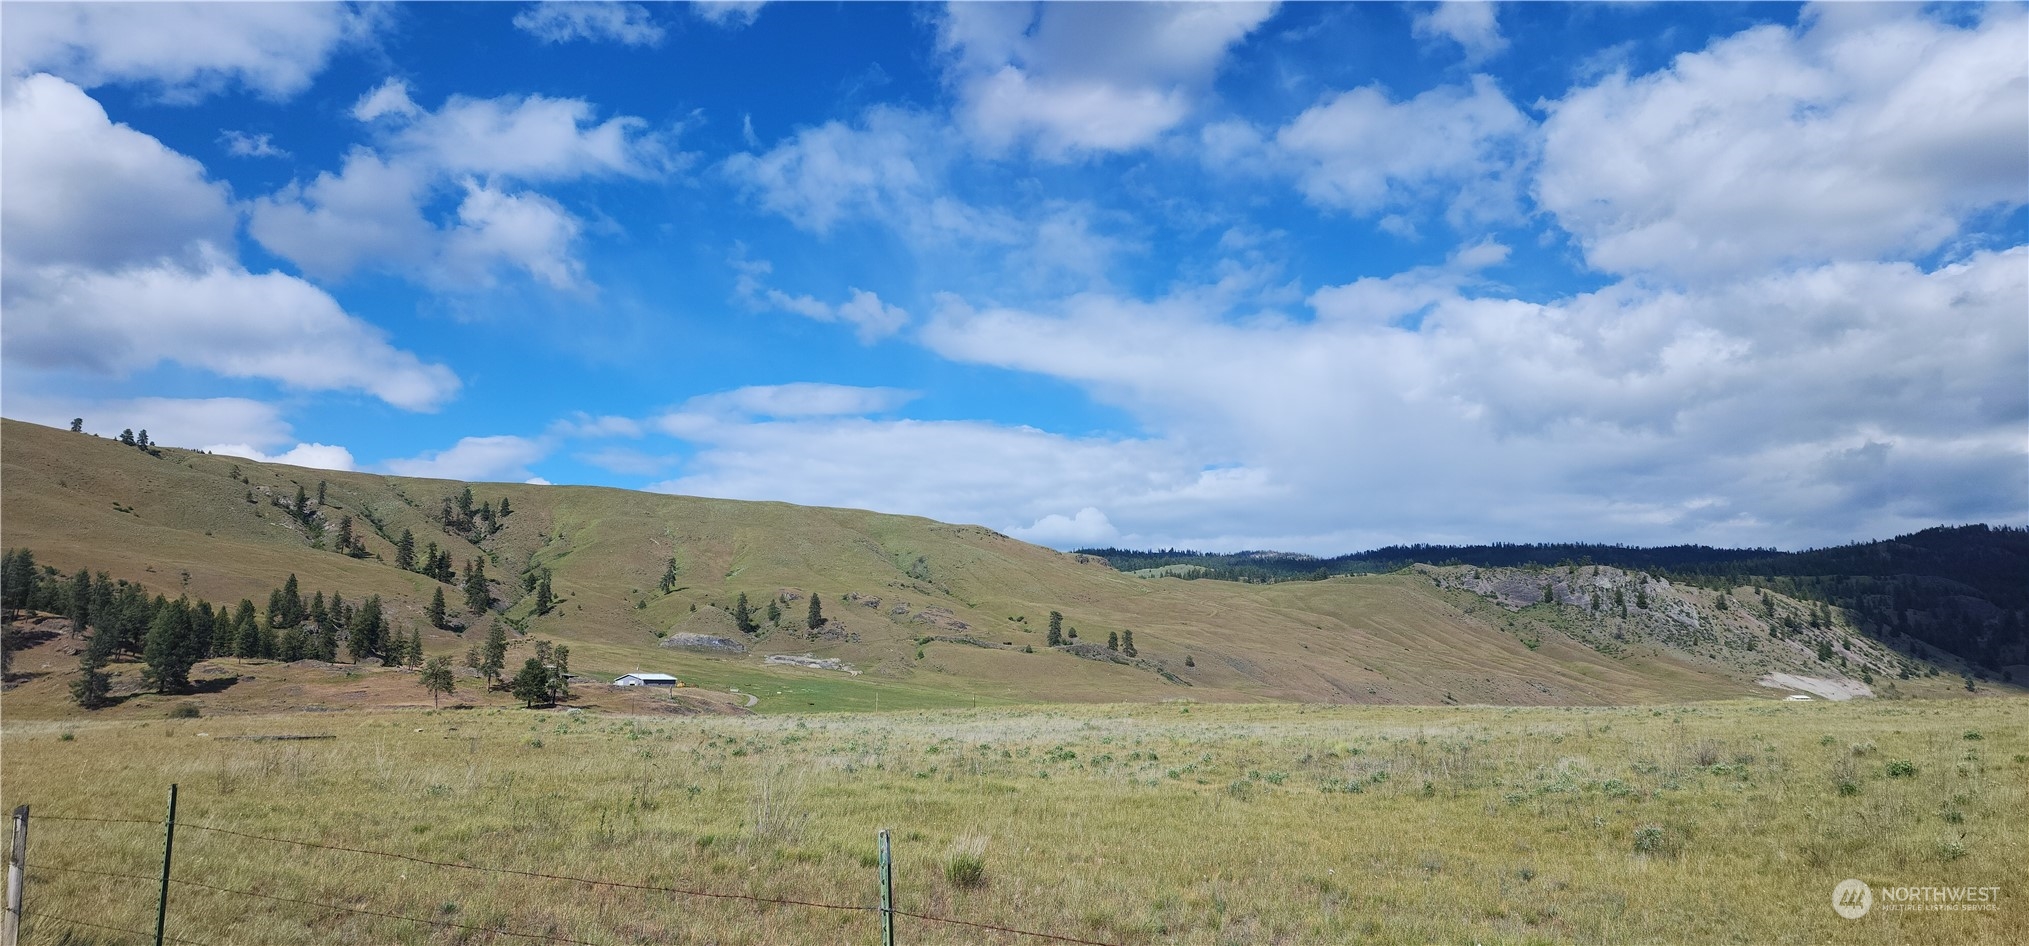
[{"left": 2, "top": 698, "right": 2023, "bottom": 945}]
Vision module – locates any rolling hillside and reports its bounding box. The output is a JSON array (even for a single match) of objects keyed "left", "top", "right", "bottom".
[{"left": 0, "top": 418, "right": 1986, "bottom": 715}]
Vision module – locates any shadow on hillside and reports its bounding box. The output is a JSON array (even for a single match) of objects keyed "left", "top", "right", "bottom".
[{"left": 187, "top": 675, "right": 242, "bottom": 695}]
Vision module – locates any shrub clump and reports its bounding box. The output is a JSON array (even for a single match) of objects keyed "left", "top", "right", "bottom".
[
  {"left": 946, "top": 852, "right": 987, "bottom": 888},
  {"left": 1886, "top": 759, "right": 1918, "bottom": 778}
]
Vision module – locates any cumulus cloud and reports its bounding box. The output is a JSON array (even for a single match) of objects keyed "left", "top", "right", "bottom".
[
  {"left": 385, "top": 435, "right": 550, "bottom": 482},
  {"left": 514, "top": 2, "right": 665, "bottom": 46},
  {"left": 1011, "top": 507, "right": 1120, "bottom": 547},
  {"left": 1276, "top": 74, "right": 1532, "bottom": 225},
  {"left": 919, "top": 245, "right": 2027, "bottom": 548},
  {"left": 1537, "top": 3, "right": 2029, "bottom": 282},
  {"left": 1, "top": 2, "right": 375, "bottom": 100},
  {"left": 1, "top": 74, "right": 233, "bottom": 269},
  {"left": 1412, "top": 2, "right": 1507, "bottom": 63},
  {"left": 936, "top": 2, "right": 1276, "bottom": 159},
  {"left": 252, "top": 81, "right": 670, "bottom": 288},
  {"left": 4, "top": 395, "right": 292, "bottom": 451},
  {"left": 646, "top": 414, "right": 1220, "bottom": 540},
  {"left": 207, "top": 442, "right": 358, "bottom": 472},
  {"left": 3, "top": 254, "right": 461, "bottom": 411}
]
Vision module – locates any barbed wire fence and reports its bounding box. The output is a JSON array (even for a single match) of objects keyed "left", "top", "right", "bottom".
[{"left": 5, "top": 791, "right": 1125, "bottom": 946}]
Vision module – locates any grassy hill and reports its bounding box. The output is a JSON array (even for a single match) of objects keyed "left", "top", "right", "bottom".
[{"left": 0, "top": 418, "right": 1991, "bottom": 715}]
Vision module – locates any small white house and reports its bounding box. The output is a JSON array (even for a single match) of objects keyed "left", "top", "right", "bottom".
[{"left": 614, "top": 672, "right": 678, "bottom": 688}]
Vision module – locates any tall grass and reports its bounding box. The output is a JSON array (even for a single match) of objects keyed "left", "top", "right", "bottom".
[{"left": 2, "top": 699, "right": 2023, "bottom": 944}]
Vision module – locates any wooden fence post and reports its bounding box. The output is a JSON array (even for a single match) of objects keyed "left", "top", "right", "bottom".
[
  {"left": 155, "top": 784, "right": 178, "bottom": 946},
  {"left": 3, "top": 804, "right": 26, "bottom": 946},
  {"left": 877, "top": 828, "right": 894, "bottom": 946}
]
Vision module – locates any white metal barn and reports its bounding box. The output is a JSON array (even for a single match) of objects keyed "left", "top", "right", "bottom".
[{"left": 614, "top": 672, "right": 678, "bottom": 688}]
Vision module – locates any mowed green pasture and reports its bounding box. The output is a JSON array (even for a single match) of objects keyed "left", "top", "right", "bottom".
[{"left": 2, "top": 699, "right": 2023, "bottom": 945}]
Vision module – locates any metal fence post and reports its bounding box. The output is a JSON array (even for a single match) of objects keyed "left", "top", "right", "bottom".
[
  {"left": 4, "top": 804, "right": 26, "bottom": 946},
  {"left": 155, "top": 784, "right": 178, "bottom": 946},
  {"left": 877, "top": 828, "right": 894, "bottom": 946}
]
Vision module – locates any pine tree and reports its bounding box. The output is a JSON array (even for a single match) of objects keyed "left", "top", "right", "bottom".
[
  {"left": 1047, "top": 610, "right": 1064, "bottom": 647},
  {"left": 337, "top": 515, "right": 355, "bottom": 552},
  {"left": 533, "top": 573, "right": 553, "bottom": 615},
  {"left": 1184, "top": 654, "right": 1195, "bottom": 668},
  {"left": 766, "top": 600, "right": 782, "bottom": 625},
  {"left": 70, "top": 623, "right": 115, "bottom": 709},
  {"left": 659, "top": 557, "right": 679, "bottom": 594},
  {"left": 316, "top": 480, "right": 327, "bottom": 506},
  {"left": 498, "top": 497, "right": 512, "bottom": 518},
  {"left": 548, "top": 644, "right": 572, "bottom": 703},
  {"left": 464, "top": 558, "right": 490, "bottom": 614},
  {"left": 0, "top": 549, "right": 37, "bottom": 618},
  {"left": 427, "top": 587, "right": 447, "bottom": 628},
  {"left": 1107, "top": 630, "right": 1119, "bottom": 651},
  {"left": 136, "top": 429, "right": 150, "bottom": 449},
  {"left": 347, "top": 596, "right": 385, "bottom": 662},
  {"left": 457, "top": 487, "right": 475, "bottom": 525},
  {"left": 294, "top": 484, "right": 309, "bottom": 520},
  {"left": 407, "top": 627, "right": 424, "bottom": 667},
  {"left": 421, "top": 656, "right": 456, "bottom": 707},
  {"left": 1121, "top": 629, "right": 1136, "bottom": 657},
  {"left": 733, "top": 593, "right": 756, "bottom": 634},
  {"left": 69, "top": 418, "right": 83, "bottom": 433},
  {"left": 310, "top": 591, "right": 328, "bottom": 629},
  {"left": 481, "top": 622, "right": 508, "bottom": 685},
  {"left": 65, "top": 567, "right": 91, "bottom": 637},
  {"left": 806, "top": 594, "right": 824, "bottom": 631},
  {"left": 142, "top": 599, "right": 199, "bottom": 693},
  {"left": 396, "top": 529, "right": 416, "bottom": 571},
  {"left": 511, "top": 658, "right": 550, "bottom": 707},
  {"left": 119, "top": 429, "right": 135, "bottom": 446}
]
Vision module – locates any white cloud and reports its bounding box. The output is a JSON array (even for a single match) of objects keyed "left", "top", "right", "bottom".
[
  {"left": 692, "top": 1, "right": 767, "bottom": 28},
  {"left": 723, "top": 107, "right": 1004, "bottom": 239},
  {"left": 1, "top": 74, "right": 233, "bottom": 269},
  {"left": 730, "top": 253, "right": 911, "bottom": 341},
  {"left": 577, "top": 447, "right": 680, "bottom": 476},
  {"left": 646, "top": 414, "right": 1217, "bottom": 539},
  {"left": 1011, "top": 507, "right": 1120, "bottom": 547},
  {"left": 1276, "top": 74, "right": 1532, "bottom": 224},
  {"left": 440, "top": 180, "right": 585, "bottom": 290},
  {"left": 385, "top": 435, "right": 550, "bottom": 482},
  {"left": 3, "top": 254, "right": 461, "bottom": 411},
  {"left": 1, "top": 2, "right": 375, "bottom": 100},
  {"left": 937, "top": 1, "right": 1278, "bottom": 159},
  {"left": 917, "top": 246, "right": 2027, "bottom": 549},
  {"left": 514, "top": 2, "right": 665, "bottom": 47},
  {"left": 547, "top": 412, "right": 644, "bottom": 438},
  {"left": 351, "top": 77, "right": 420, "bottom": 122},
  {"left": 208, "top": 442, "right": 358, "bottom": 472},
  {"left": 672, "top": 383, "right": 918, "bottom": 421},
  {"left": 1412, "top": 2, "right": 1508, "bottom": 63},
  {"left": 252, "top": 84, "right": 668, "bottom": 288},
  {"left": 248, "top": 149, "right": 434, "bottom": 281},
  {"left": 1537, "top": 4, "right": 2029, "bottom": 282},
  {"left": 220, "top": 129, "right": 288, "bottom": 158},
  {"left": 4, "top": 394, "right": 292, "bottom": 452}
]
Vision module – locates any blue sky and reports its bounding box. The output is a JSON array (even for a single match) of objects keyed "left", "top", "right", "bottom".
[{"left": 3, "top": 1, "right": 2025, "bottom": 553}]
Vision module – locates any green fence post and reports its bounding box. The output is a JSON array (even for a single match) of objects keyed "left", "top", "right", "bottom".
[
  {"left": 878, "top": 828, "right": 894, "bottom": 946},
  {"left": 155, "top": 784, "right": 177, "bottom": 946}
]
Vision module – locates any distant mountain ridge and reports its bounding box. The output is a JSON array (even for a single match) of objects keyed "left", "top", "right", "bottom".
[{"left": 1082, "top": 525, "right": 2029, "bottom": 675}]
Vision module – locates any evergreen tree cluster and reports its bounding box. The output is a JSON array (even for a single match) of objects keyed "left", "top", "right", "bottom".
[
  {"left": 439, "top": 486, "right": 511, "bottom": 540},
  {"left": 2, "top": 550, "right": 437, "bottom": 709},
  {"left": 115, "top": 428, "right": 162, "bottom": 457}
]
